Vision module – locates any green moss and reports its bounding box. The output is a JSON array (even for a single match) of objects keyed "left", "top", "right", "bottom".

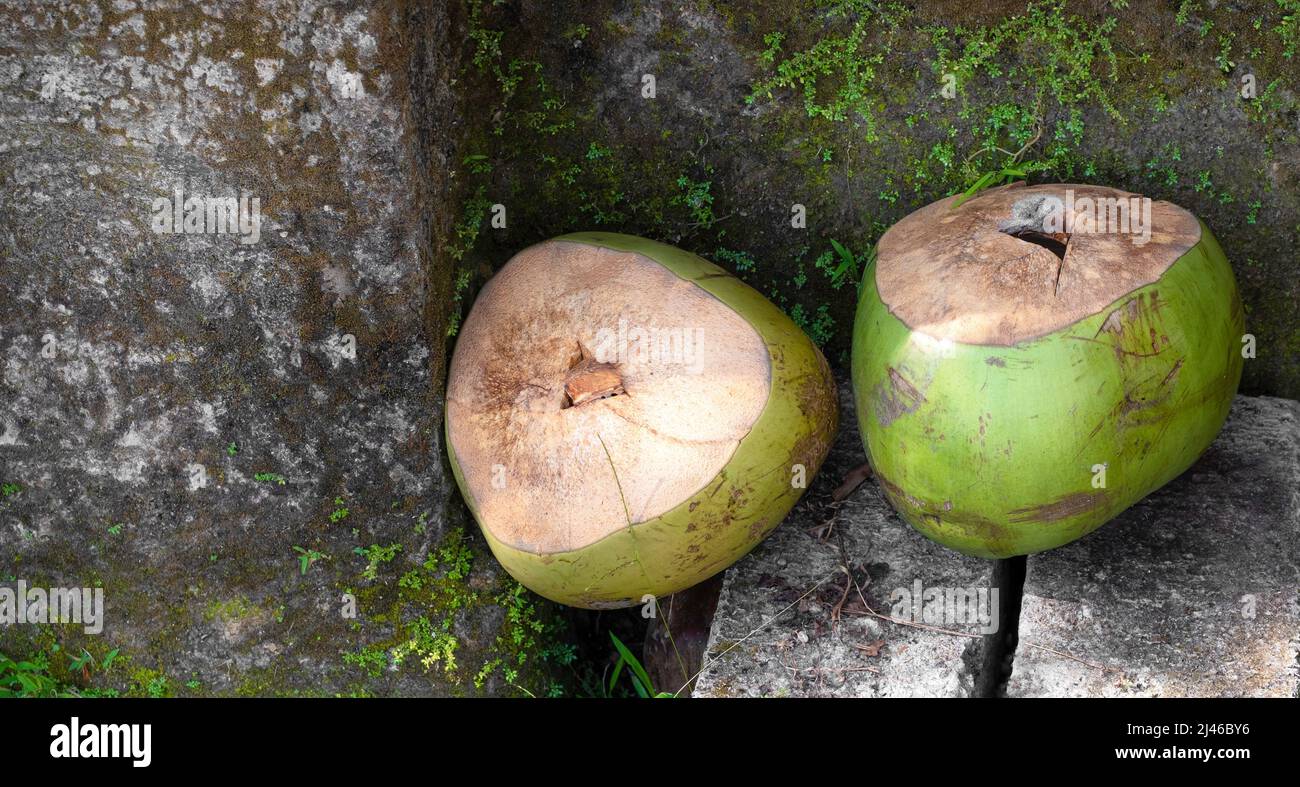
[
  {"left": 126, "top": 667, "right": 172, "bottom": 698},
  {"left": 203, "top": 596, "right": 255, "bottom": 622},
  {"left": 337, "top": 525, "right": 573, "bottom": 696},
  {"left": 447, "top": 0, "right": 1300, "bottom": 397},
  {"left": 746, "top": 1, "right": 904, "bottom": 137}
]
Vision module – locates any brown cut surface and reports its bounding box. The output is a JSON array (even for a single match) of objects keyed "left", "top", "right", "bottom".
[
  {"left": 446, "top": 240, "right": 771, "bottom": 554},
  {"left": 874, "top": 183, "right": 1201, "bottom": 346}
]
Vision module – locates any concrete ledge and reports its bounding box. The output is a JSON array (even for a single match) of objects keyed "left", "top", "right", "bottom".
[
  {"left": 697, "top": 387, "right": 1300, "bottom": 698},
  {"left": 695, "top": 383, "right": 996, "bottom": 697},
  {"left": 1008, "top": 396, "right": 1300, "bottom": 697}
]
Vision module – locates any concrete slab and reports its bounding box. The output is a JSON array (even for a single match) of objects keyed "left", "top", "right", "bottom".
[
  {"left": 695, "top": 381, "right": 998, "bottom": 697},
  {"left": 0, "top": 1, "right": 561, "bottom": 696},
  {"left": 1008, "top": 396, "right": 1300, "bottom": 697},
  {"left": 698, "top": 387, "right": 1300, "bottom": 698}
]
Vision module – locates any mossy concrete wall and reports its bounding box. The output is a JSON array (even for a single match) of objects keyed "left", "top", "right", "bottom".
[
  {"left": 450, "top": 0, "right": 1300, "bottom": 397},
  {"left": 3, "top": 0, "right": 1298, "bottom": 697},
  {"left": 0, "top": 0, "right": 571, "bottom": 696}
]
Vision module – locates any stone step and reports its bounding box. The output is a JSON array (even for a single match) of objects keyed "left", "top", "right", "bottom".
[
  {"left": 695, "top": 384, "right": 996, "bottom": 698},
  {"left": 695, "top": 385, "right": 1300, "bottom": 698},
  {"left": 1008, "top": 395, "right": 1300, "bottom": 697}
]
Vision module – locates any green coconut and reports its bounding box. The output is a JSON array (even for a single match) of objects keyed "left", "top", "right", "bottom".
[
  {"left": 851, "top": 183, "right": 1244, "bottom": 558},
  {"left": 446, "top": 232, "right": 837, "bottom": 608}
]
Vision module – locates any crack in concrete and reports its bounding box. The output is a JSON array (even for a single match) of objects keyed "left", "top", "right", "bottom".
[{"left": 976, "top": 555, "right": 1028, "bottom": 698}]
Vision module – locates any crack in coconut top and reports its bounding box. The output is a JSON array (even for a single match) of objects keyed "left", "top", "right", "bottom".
[
  {"left": 446, "top": 240, "right": 771, "bottom": 554},
  {"left": 874, "top": 183, "right": 1202, "bottom": 346}
]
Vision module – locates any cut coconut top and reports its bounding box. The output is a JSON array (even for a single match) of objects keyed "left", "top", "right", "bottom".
[
  {"left": 875, "top": 183, "right": 1202, "bottom": 346},
  {"left": 446, "top": 240, "right": 771, "bottom": 555}
]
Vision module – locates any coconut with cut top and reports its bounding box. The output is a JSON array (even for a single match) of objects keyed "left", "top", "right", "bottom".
[
  {"left": 447, "top": 232, "right": 837, "bottom": 608},
  {"left": 852, "top": 183, "right": 1243, "bottom": 557}
]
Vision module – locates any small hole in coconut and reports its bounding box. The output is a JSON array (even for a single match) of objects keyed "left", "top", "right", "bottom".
[
  {"left": 997, "top": 195, "right": 1070, "bottom": 261},
  {"left": 1001, "top": 228, "right": 1070, "bottom": 261}
]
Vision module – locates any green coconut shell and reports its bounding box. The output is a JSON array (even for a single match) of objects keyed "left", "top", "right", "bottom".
[
  {"left": 448, "top": 232, "right": 837, "bottom": 608},
  {"left": 851, "top": 188, "right": 1244, "bottom": 558}
]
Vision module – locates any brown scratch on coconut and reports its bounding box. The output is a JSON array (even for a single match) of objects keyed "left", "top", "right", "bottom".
[
  {"left": 1007, "top": 491, "right": 1106, "bottom": 524},
  {"left": 874, "top": 365, "right": 927, "bottom": 427}
]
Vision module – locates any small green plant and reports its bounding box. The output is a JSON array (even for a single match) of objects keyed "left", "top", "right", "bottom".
[
  {"left": 329, "top": 497, "right": 350, "bottom": 523},
  {"left": 426, "top": 529, "right": 474, "bottom": 581},
  {"left": 391, "top": 615, "right": 459, "bottom": 675},
  {"left": 953, "top": 162, "right": 1044, "bottom": 207},
  {"left": 758, "top": 30, "right": 784, "bottom": 64},
  {"left": 790, "top": 303, "right": 836, "bottom": 347},
  {"left": 1, "top": 482, "right": 21, "bottom": 498},
  {"left": 68, "top": 649, "right": 95, "bottom": 680},
  {"left": 1277, "top": 0, "right": 1300, "bottom": 58},
  {"left": 949, "top": 109, "right": 1048, "bottom": 207},
  {"left": 226, "top": 442, "right": 238, "bottom": 456},
  {"left": 672, "top": 174, "right": 716, "bottom": 228},
  {"left": 448, "top": 190, "right": 490, "bottom": 264},
  {"left": 293, "top": 546, "right": 328, "bottom": 575},
  {"left": 447, "top": 267, "right": 475, "bottom": 337},
  {"left": 607, "top": 633, "right": 673, "bottom": 698},
  {"left": 814, "top": 239, "right": 861, "bottom": 290},
  {"left": 145, "top": 676, "right": 168, "bottom": 698},
  {"left": 472, "top": 578, "right": 574, "bottom": 696},
  {"left": 355, "top": 543, "right": 402, "bottom": 580},
  {"left": 343, "top": 645, "right": 389, "bottom": 678},
  {"left": 1, "top": 652, "right": 73, "bottom": 697},
  {"left": 1215, "top": 32, "right": 1236, "bottom": 73},
  {"left": 254, "top": 472, "right": 287, "bottom": 486},
  {"left": 711, "top": 247, "right": 757, "bottom": 274},
  {"left": 107, "top": 522, "right": 123, "bottom": 536},
  {"left": 463, "top": 153, "right": 492, "bottom": 175},
  {"left": 1246, "top": 199, "right": 1263, "bottom": 224},
  {"left": 1, "top": 648, "right": 119, "bottom": 698},
  {"left": 747, "top": 10, "right": 888, "bottom": 140}
]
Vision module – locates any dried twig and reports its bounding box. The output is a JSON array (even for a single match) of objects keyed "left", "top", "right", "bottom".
[
  {"left": 832, "top": 462, "right": 873, "bottom": 501},
  {"left": 830, "top": 565, "right": 852, "bottom": 623},
  {"left": 676, "top": 572, "right": 835, "bottom": 697},
  {"left": 1022, "top": 642, "right": 1117, "bottom": 673}
]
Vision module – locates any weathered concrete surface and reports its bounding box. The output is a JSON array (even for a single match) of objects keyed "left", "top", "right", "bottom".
[
  {"left": 4, "top": 0, "right": 1298, "bottom": 699},
  {"left": 1008, "top": 396, "right": 1300, "bottom": 698},
  {"left": 454, "top": 0, "right": 1300, "bottom": 399},
  {"left": 698, "top": 391, "right": 1300, "bottom": 698},
  {"left": 0, "top": 1, "right": 565, "bottom": 696},
  {"left": 695, "top": 381, "right": 996, "bottom": 698}
]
